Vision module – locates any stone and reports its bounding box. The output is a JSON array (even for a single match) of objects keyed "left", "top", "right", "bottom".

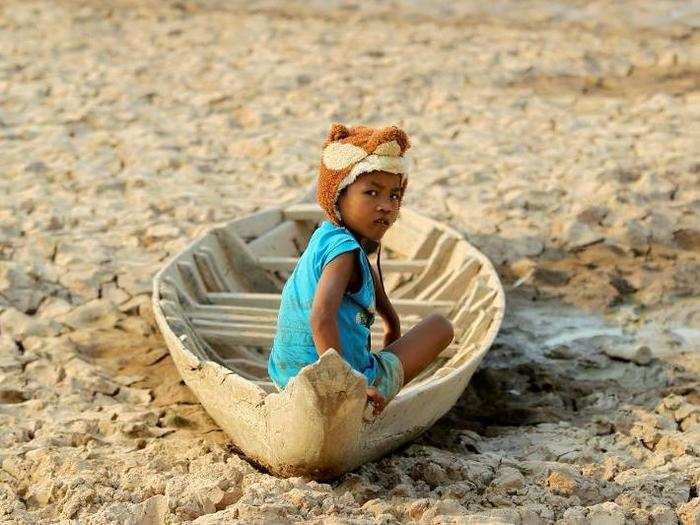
[
  {"left": 56, "top": 299, "right": 122, "bottom": 330},
  {"left": 533, "top": 267, "right": 571, "bottom": 287},
  {"left": 674, "top": 229, "right": 700, "bottom": 252},
  {"left": 0, "top": 308, "right": 61, "bottom": 339},
  {"left": 490, "top": 466, "right": 524, "bottom": 493},
  {"left": 601, "top": 344, "right": 652, "bottom": 365},
  {"left": 100, "top": 282, "right": 131, "bottom": 306},
  {"left": 561, "top": 506, "right": 588, "bottom": 525},
  {"left": 586, "top": 502, "right": 626, "bottom": 525},
  {"left": 678, "top": 497, "right": 700, "bottom": 525},
  {"left": 544, "top": 345, "right": 576, "bottom": 359},
  {"left": 547, "top": 469, "right": 577, "bottom": 496},
  {"left": 0, "top": 262, "right": 44, "bottom": 313},
  {"left": 117, "top": 267, "right": 154, "bottom": 297},
  {"left": 555, "top": 220, "right": 605, "bottom": 250},
  {"left": 36, "top": 296, "right": 73, "bottom": 319}
]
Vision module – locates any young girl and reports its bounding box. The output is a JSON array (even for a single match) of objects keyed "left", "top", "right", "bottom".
[{"left": 267, "top": 123, "right": 454, "bottom": 415}]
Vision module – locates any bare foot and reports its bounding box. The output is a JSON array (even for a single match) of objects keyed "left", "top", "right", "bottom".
[{"left": 366, "top": 387, "right": 386, "bottom": 416}]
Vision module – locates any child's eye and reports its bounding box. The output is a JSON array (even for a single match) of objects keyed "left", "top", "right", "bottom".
[
  {"left": 366, "top": 190, "right": 378, "bottom": 196},
  {"left": 390, "top": 193, "right": 401, "bottom": 201}
]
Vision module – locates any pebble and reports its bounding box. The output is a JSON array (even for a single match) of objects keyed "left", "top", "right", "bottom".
[{"left": 0, "top": 308, "right": 62, "bottom": 339}]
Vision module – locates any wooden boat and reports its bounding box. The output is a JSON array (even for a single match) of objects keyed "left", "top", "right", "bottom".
[{"left": 152, "top": 187, "right": 505, "bottom": 479}]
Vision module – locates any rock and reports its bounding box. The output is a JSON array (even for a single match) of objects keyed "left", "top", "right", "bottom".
[
  {"left": 674, "top": 229, "right": 700, "bottom": 252},
  {"left": 544, "top": 345, "right": 576, "bottom": 359},
  {"left": 586, "top": 501, "right": 626, "bottom": 525},
  {"left": 100, "top": 282, "right": 131, "bottom": 306},
  {"left": 533, "top": 267, "right": 571, "bottom": 287},
  {"left": 116, "top": 316, "right": 152, "bottom": 336},
  {"left": 561, "top": 506, "right": 588, "bottom": 525},
  {"left": 490, "top": 467, "right": 524, "bottom": 493},
  {"left": 145, "top": 224, "right": 181, "bottom": 239},
  {"left": 0, "top": 262, "right": 44, "bottom": 313},
  {"left": 164, "top": 467, "right": 244, "bottom": 520},
  {"left": 547, "top": 469, "right": 577, "bottom": 496},
  {"left": 679, "top": 497, "right": 700, "bottom": 525},
  {"left": 575, "top": 206, "right": 609, "bottom": 226},
  {"left": 58, "top": 266, "right": 113, "bottom": 302},
  {"left": 90, "top": 495, "right": 170, "bottom": 525},
  {"left": 608, "top": 275, "right": 636, "bottom": 296},
  {"left": 555, "top": 220, "right": 604, "bottom": 250},
  {"left": 510, "top": 258, "right": 536, "bottom": 280},
  {"left": 418, "top": 499, "right": 467, "bottom": 523},
  {"left": 117, "top": 267, "right": 154, "bottom": 296},
  {"left": 56, "top": 299, "right": 122, "bottom": 330},
  {"left": 0, "top": 308, "right": 62, "bottom": 339},
  {"left": 601, "top": 344, "right": 652, "bottom": 365},
  {"left": 624, "top": 219, "right": 650, "bottom": 254},
  {"left": 649, "top": 505, "right": 678, "bottom": 525},
  {"left": 36, "top": 296, "right": 73, "bottom": 319}
]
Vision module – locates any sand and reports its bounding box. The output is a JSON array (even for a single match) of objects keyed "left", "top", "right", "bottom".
[{"left": 0, "top": 0, "right": 698, "bottom": 523}]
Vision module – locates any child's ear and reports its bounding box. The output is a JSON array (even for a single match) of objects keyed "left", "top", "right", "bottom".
[{"left": 327, "top": 123, "right": 350, "bottom": 142}]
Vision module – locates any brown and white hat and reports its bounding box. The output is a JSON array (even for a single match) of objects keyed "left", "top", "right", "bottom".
[{"left": 317, "top": 123, "right": 411, "bottom": 225}]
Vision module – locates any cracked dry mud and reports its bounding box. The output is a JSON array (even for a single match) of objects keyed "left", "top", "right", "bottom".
[{"left": 1, "top": 1, "right": 699, "bottom": 523}]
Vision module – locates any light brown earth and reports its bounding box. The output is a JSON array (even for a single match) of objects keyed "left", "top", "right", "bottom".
[{"left": 1, "top": 1, "right": 699, "bottom": 523}]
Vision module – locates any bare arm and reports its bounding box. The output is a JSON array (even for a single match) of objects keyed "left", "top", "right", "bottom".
[
  {"left": 310, "top": 251, "right": 355, "bottom": 357},
  {"left": 369, "top": 264, "right": 401, "bottom": 346}
]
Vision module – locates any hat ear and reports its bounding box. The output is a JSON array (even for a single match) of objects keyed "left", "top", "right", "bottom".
[
  {"left": 327, "top": 122, "right": 350, "bottom": 142},
  {"left": 392, "top": 127, "right": 410, "bottom": 153}
]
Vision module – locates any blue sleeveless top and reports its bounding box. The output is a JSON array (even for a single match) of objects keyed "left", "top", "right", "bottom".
[{"left": 267, "top": 220, "right": 378, "bottom": 389}]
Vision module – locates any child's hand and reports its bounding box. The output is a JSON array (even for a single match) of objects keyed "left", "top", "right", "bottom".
[{"left": 366, "top": 387, "right": 387, "bottom": 416}]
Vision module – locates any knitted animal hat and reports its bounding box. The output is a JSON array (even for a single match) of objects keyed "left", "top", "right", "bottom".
[{"left": 317, "top": 123, "right": 411, "bottom": 225}]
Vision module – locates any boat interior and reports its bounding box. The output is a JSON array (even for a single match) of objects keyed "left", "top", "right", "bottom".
[{"left": 156, "top": 203, "right": 502, "bottom": 395}]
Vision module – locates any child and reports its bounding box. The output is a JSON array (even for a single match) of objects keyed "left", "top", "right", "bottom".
[{"left": 267, "top": 123, "right": 454, "bottom": 415}]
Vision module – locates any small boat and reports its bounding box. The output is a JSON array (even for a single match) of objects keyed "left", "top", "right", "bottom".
[{"left": 152, "top": 186, "right": 505, "bottom": 479}]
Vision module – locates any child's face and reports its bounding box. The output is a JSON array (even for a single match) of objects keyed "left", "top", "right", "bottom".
[{"left": 337, "top": 170, "right": 404, "bottom": 242}]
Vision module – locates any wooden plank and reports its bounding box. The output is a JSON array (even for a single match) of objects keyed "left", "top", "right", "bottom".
[
  {"left": 392, "top": 235, "right": 458, "bottom": 299},
  {"left": 445, "top": 343, "right": 478, "bottom": 369},
  {"left": 189, "top": 314, "right": 423, "bottom": 341},
  {"left": 460, "top": 277, "right": 492, "bottom": 310},
  {"left": 192, "top": 319, "right": 276, "bottom": 335},
  {"left": 422, "top": 259, "right": 482, "bottom": 301},
  {"left": 404, "top": 357, "right": 449, "bottom": 387},
  {"left": 282, "top": 203, "right": 325, "bottom": 222},
  {"left": 258, "top": 256, "right": 428, "bottom": 274},
  {"left": 161, "top": 299, "right": 226, "bottom": 366},
  {"left": 461, "top": 308, "right": 495, "bottom": 350},
  {"left": 199, "top": 327, "right": 455, "bottom": 355},
  {"left": 200, "top": 328, "right": 272, "bottom": 347},
  {"left": 229, "top": 208, "right": 283, "bottom": 240},
  {"left": 247, "top": 220, "right": 315, "bottom": 258},
  {"left": 193, "top": 252, "right": 224, "bottom": 293},
  {"left": 176, "top": 261, "right": 210, "bottom": 304},
  {"left": 396, "top": 208, "right": 438, "bottom": 235},
  {"left": 381, "top": 223, "right": 424, "bottom": 259},
  {"left": 159, "top": 278, "right": 192, "bottom": 306},
  {"left": 212, "top": 227, "right": 279, "bottom": 294},
  {"left": 384, "top": 227, "right": 443, "bottom": 292},
  {"left": 222, "top": 357, "right": 269, "bottom": 378},
  {"left": 415, "top": 265, "right": 455, "bottom": 301},
  {"left": 470, "top": 289, "right": 498, "bottom": 314},
  {"left": 197, "top": 247, "right": 232, "bottom": 292},
  {"left": 205, "top": 292, "right": 455, "bottom": 316},
  {"left": 187, "top": 303, "right": 279, "bottom": 319},
  {"left": 412, "top": 226, "right": 443, "bottom": 258}
]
